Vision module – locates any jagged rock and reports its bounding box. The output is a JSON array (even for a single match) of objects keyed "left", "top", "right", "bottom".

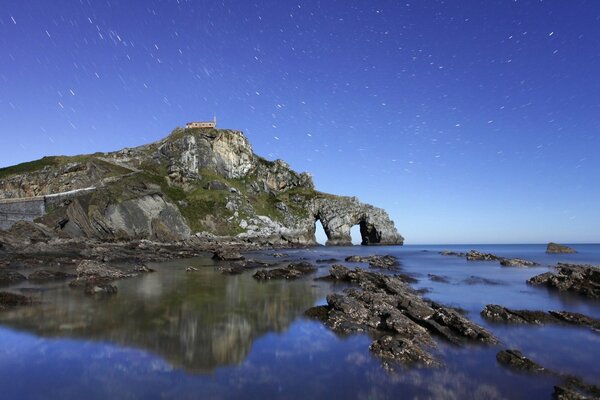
[
  {"left": 212, "top": 249, "right": 244, "bottom": 261},
  {"left": 527, "top": 263, "right": 600, "bottom": 298},
  {"left": 466, "top": 250, "right": 502, "bottom": 261},
  {"left": 253, "top": 262, "right": 316, "bottom": 280},
  {"left": 306, "top": 266, "right": 496, "bottom": 368},
  {"left": 131, "top": 264, "right": 155, "bottom": 273},
  {"left": 345, "top": 255, "right": 400, "bottom": 270},
  {"left": 547, "top": 242, "right": 577, "bottom": 254},
  {"left": 0, "top": 270, "right": 27, "bottom": 285},
  {"left": 0, "top": 291, "right": 32, "bottom": 308},
  {"left": 27, "top": 270, "right": 76, "bottom": 282},
  {"left": 69, "top": 260, "right": 134, "bottom": 288},
  {"left": 496, "top": 349, "right": 547, "bottom": 373},
  {"left": 481, "top": 305, "right": 600, "bottom": 331},
  {"left": 500, "top": 258, "right": 539, "bottom": 267}
]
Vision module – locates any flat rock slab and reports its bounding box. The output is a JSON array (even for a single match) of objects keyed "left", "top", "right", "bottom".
[
  {"left": 528, "top": 263, "right": 600, "bottom": 299},
  {"left": 253, "top": 262, "right": 316, "bottom": 280},
  {"left": 306, "top": 265, "right": 496, "bottom": 369},
  {"left": 344, "top": 255, "right": 400, "bottom": 270},
  {"left": 482, "top": 304, "right": 600, "bottom": 331}
]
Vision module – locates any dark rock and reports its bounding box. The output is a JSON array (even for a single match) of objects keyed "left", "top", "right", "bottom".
[
  {"left": 212, "top": 249, "right": 244, "bottom": 261},
  {"left": 370, "top": 335, "right": 441, "bottom": 368},
  {"left": 547, "top": 242, "right": 577, "bottom": 254},
  {"left": 344, "top": 255, "right": 400, "bottom": 270},
  {"left": 500, "top": 258, "right": 539, "bottom": 267},
  {"left": 463, "top": 276, "right": 507, "bottom": 286},
  {"left": 428, "top": 274, "right": 450, "bottom": 283},
  {"left": 553, "top": 386, "right": 587, "bottom": 400},
  {"left": 316, "top": 258, "right": 339, "bottom": 264},
  {"left": 27, "top": 270, "right": 76, "bottom": 282},
  {"left": 132, "top": 264, "right": 155, "bottom": 273},
  {"left": 527, "top": 263, "right": 600, "bottom": 299},
  {"left": 481, "top": 305, "right": 557, "bottom": 325},
  {"left": 0, "top": 270, "right": 27, "bottom": 285},
  {"left": 482, "top": 305, "right": 600, "bottom": 331},
  {"left": 439, "top": 251, "right": 466, "bottom": 257},
  {"left": 218, "top": 260, "right": 272, "bottom": 275},
  {"left": 84, "top": 284, "right": 118, "bottom": 295},
  {"left": 253, "top": 262, "right": 316, "bottom": 280},
  {"left": 466, "top": 250, "right": 503, "bottom": 262},
  {"left": 304, "top": 305, "right": 330, "bottom": 321},
  {"left": 308, "top": 265, "right": 496, "bottom": 368},
  {"left": 272, "top": 253, "right": 288, "bottom": 258},
  {"left": 496, "top": 349, "right": 547, "bottom": 373},
  {"left": 0, "top": 291, "right": 32, "bottom": 308},
  {"left": 69, "top": 260, "right": 135, "bottom": 288}
]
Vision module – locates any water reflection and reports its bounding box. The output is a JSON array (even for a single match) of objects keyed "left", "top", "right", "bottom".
[{"left": 0, "top": 257, "right": 331, "bottom": 372}]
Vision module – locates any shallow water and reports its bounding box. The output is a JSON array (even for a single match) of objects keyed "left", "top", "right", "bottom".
[{"left": 1, "top": 244, "right": 599, "bottom": 399}]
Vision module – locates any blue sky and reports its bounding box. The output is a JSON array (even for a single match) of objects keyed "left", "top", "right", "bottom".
[{"left": 1, "top": 0, "right": 599, "bottom": 244}]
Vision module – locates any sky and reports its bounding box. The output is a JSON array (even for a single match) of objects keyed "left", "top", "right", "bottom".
[{"left": 1, "top": 0, "right": 599, "bottom": 244}]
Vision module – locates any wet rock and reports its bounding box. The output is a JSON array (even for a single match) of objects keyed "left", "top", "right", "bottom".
[
  {"left": 253, "top": 262, "right": 316, "bottom": 280},
  {"left": 308, "top": 266, "right": 496, "bottom": 368},
  {"left": 84, "top": 283, "right": 118, "bottom": 295},
  {"left": 132, "top": 264, "right": 155, "bottom": 273},
  {"left": 553, "top": 386, "right": 588, "bottom": 400},
  {"left": 272, "top": 253, "right": 288, "bottom": 258},
  {"left": 304, "top": 305, "right": 330, "bottom": 321},
  {"left": 27, "top": 270, "right": 76, "bottom": 282},
  {"left": 500, "top": 258, "right": 539, "bottom": 267},
  {"left": 0, "top": 270, "right": 27, "bottom": 285},
  {"left": 481, "top": 305, "right": 557, "bottom": 325},
  {"left": 220, "top": 260, "right": 275, "bottom": 275},
  {"left": 546, "top": 242, "right": 577, "bottom": 254},
  {"left": 466, "top": 250, "right": 503, "bottom": 262},
  {"left": 496, "top": 349, "right": 547, "bottom": 373},
  {"left": 370, "top": 335, "right": 441, "bottom": 368},
  {"left": 344, "top": 255, "right": 400, "bottom": 270},
  {"left": 69, "top": 260, "right": 134, "bottom": 288},
  {"left": 186, "top": 266, "right": 199, "bottom": 272},
  {"left": 527, "top": 263, "right": 600, "bottom": 299},
  {"left": 482, "top": 305, "right": 600, "bottom": 331},
  {"left": 463, "top": 276, "right": 506, "bottom": 286},
  {"left": 428, "top": 274, "right": 450, "bottom": 283},
  {"left": 212, "top": 249, "right": 244, "bottom": 261},
  {"left": 316, "top": 258, "right": 339, "bottom": 264},
  {"left": 0, "top": 291, "right": 32, "bottom": 308},
  {"left": 439, "top": 251, "right": 466, "bottom": 257}
]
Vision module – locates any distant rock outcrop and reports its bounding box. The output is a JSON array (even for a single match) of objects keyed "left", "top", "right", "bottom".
[
  {"left": 546, "top": 242, "right": 577, "bottom": 254},
  {"left": 0, "top": 127, "right": 404, "bottom": 247}
]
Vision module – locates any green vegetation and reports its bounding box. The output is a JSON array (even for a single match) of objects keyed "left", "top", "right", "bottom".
[{"left": 0, "top": 156, "right": 62, "bottom": 179}]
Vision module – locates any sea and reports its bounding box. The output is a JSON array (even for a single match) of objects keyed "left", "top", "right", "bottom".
[{"left": 0, "top": 244, "right": 599, "bottom": 399}]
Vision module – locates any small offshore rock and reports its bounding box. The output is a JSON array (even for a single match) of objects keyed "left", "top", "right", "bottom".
[
  {"left": 186, "top": 266, "right": 199, "bottom": 272},
  {"left": 496, "top": 349, "right": 547, "bottom": 373},
  {"left": 466, "top": 250, "right": 503, "bottom": 262},
  {"left": 463, "top": 276, "right": 506, "bottom": 286},
  {"left": 0, "top": 291, "right": 32, "bottom": 308},
  {"left": 500, "top": 258, "right": 539, "bottom": 267},
  {"left": 28, "top": 270, "right": 76, "bottom": 282},
  {"left": 272, "top": 253, "right": 288, "bottom": 258},
  {"left": 546, "top": 242, "right": 577, "bottom": 254},
  {"left": 439, "top": 251, "right": 466, "bottom": 257},
  {"left": 344, "top": 255, "right": 399, "bottom": 270},
  {"left": 370, "top": 335, "right": 441, "bottom": 368},
  {"left": 316, "top": 258, "right": 339, "bottom": 264},
  {"left": 0, "top": 270, "right": 27, "bottom": 285},
  {"left": 132, "top": 264, "right": 155, "bottom": 273},
  {"left": 482, "top": 305, "right": 600, "bottom": 331},
  {"left": 428, "top": 274, "right": 450, "bottom": 283},
  {"left": 527, "top": 263, "right": 600, "bottom": 299},
  {"left": 253, "top": 262, "right": 316, "bottom": 280},
  {"left": 212, "top": 250, "right": 244, "bottom": 261}
]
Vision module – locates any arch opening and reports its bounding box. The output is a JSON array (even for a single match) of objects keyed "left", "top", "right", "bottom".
[{"left": 314, "top": 218, "right": 328, "bottom": 245}]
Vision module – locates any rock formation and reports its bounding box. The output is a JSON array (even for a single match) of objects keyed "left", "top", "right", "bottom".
[
  {"left": 546, "top": 242, "right": 577, "bottom": 254},
  {"left": 527, "top": 263, "right": 600, "bottom": 299},
  {"left": 0, "top": 127, "right": 404, "bottom": 247}
]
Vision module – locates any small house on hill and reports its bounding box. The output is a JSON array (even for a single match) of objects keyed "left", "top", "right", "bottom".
[{"left": 186, "top": 116, "right": 216, "bottom": 129}]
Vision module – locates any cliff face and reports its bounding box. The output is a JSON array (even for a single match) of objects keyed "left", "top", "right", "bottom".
[{"left": 0, "top": 127, "right": 404, "bottom": 246}]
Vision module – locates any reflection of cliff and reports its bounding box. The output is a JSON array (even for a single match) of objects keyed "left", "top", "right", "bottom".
[{"left": 0, "top": 265, "right": 328, "bottom": 372}]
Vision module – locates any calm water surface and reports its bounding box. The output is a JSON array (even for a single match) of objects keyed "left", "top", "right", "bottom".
[{"left": 1, "top": 244, "right": 599, "bottom": 399}]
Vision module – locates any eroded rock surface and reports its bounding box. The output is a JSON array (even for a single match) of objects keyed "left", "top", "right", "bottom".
[
  {"left": 305, "top": 265, "right": 496, "bottom": 368},
  {"left": 466, "top": 250, "right": 503, "bottom": 262},
  {"left": 482, "top": 304, "right": 600, "bottom": 331},
  {"left": 345, "top": 255, "right": 400, "bottom": 270},
  {"left": 527, "top": 263, "right": 600, "bottom": 299},
  {"left": 500, "top": 258, "right": 539, "bottom": 267},
  {"left": 496, "top": 349, "right": 547, "bottom": 373},
  {"left": 253, "top": 262, "right": 316, "bottom": 280}
]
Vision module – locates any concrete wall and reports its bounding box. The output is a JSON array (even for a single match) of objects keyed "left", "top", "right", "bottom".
[
  {"left": 0, "top": 187, "right": 96, "bottom": 230},
  {"left": 0, "top": 197, "right": 46, "bottom": 230}
]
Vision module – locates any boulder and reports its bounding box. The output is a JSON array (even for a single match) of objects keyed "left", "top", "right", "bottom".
[{"left": 212, "top": 249, "right": 244, "bottom": 261}]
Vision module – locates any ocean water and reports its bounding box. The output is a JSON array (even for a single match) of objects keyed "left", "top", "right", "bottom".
[{"left": 0, "top": 244, "right": 599, "bottom": 399}]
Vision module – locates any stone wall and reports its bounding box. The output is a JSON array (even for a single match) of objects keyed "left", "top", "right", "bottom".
[{"left": 0, "top": 187, "right": 96, "bottom": 230}]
